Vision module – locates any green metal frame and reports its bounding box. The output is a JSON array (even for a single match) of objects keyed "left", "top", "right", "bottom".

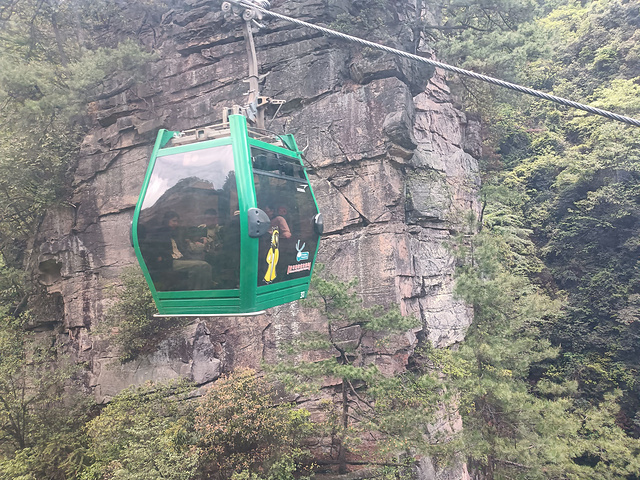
[{"left": 132, "top": 115, "right": 321, "bottom": 316}]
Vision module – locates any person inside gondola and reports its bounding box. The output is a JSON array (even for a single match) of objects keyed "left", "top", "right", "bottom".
[
  {"left": 264, "top": 204, "right": 291, "bottom": 239},
  {"left": 210, "top": 210, "right": 241, "bottom": 289},
  {"left": 186, "top": 208, "right": 221, "bottom": 261},
  {"left": 162, "top": 211, "right": 213, "bottom": 290}
]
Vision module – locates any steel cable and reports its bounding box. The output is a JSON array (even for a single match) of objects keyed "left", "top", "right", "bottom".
[{"left": 230, "top": 0, "right": 640, "bottom": 128}]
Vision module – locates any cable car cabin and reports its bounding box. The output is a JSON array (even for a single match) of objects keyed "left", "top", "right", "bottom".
[{"left": 132, "top": 115, "right": 323, "bottom": 316}]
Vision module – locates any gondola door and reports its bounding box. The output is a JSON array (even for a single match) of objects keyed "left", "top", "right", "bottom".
[{"left": 250, "top": 141, "right": 322, "bottom": 310}]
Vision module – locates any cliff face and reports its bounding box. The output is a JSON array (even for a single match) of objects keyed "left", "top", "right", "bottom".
[{"left": 32, "top": 0, "right": 480, "bottom": 405}]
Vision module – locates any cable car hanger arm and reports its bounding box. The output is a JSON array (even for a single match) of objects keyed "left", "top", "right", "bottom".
[
  {"left": 221, "top": 1, "right": 287, "bottom": 130},
  {"left": 230, "top": 0, "right": 640, "bottom": 128}
]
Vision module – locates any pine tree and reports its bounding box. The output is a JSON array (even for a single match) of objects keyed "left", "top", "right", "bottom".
[
  {"left": 433, "top": 225, "right": 640, "bottom": 478},
  {"left": 271, "top": 268, "right": 442, "bottom": 473}
]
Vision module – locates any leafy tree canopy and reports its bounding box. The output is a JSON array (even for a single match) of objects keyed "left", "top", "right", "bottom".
[
  {"left": 430, "top": 0, "right": 640, "bottom": 430},
  {"left": 0, "top": 0, "right": 156, "bottom": 258}
]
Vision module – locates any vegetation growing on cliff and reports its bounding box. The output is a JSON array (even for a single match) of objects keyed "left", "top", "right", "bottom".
[
  {"left": 438, "top": 228, "right": 640, "bottom": 477},
  {"left": 272, "top": 270, "right": 436, "bottom": 473},
  {"left": 328, "top": 0, "right": 640, "bottom": 474},
  {"left": 434, "top": 0, "right": 640, "bottom": 425},
  {"left": 101, "top": 267, "right": 197, "bottom": 363},
  {"left": 424, "top": 0, "right": 640, "bottom": 474},
  {"left": 0, "top": 311, "right": 93, "bottom": 480},
  {"left": 82, "top": 371, "right": 314, "bottom": 480},
  {"left": 0, "top": 0, "right": 154, "bottom": 259},
  {"left": 0, "top": 1, "right": 160, "bottom": 477}
]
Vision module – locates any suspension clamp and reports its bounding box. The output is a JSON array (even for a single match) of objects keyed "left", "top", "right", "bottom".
[{"left": 221, "top": 0, "right": 270, "bottom": 25}]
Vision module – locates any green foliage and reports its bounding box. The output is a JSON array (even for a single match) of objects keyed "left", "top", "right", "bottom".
[
  {"left": 0, "top": 0, "right": 156, "bottom": 262},
  {"left": 363, "top": 372, "right": 448, "bottom": 459},
  {"left": 82, "top": 380, "right": 199, "bottom": 480},
  {"left": 438, "top": 228, "right": 640, "bottom": 478},
  {"left": 195, "top": 369, "right": 314, "bottom": 480},
  {"left": 572, "top": 391, "right": 640, "bottom": 478},
  {"left": 0, "top": 310, "right": 93, "bottom": 480},
  {"left": 83, "top": 371, "right": 314, "bottom": 480},
  {"left": 433, "top": 0, "right": 640, "bottom": 440},
  {"left": 0, "top": 40, "right": 152, "bottom": 126},
  {"left": 0, "top": 263, "right": 91, "bottom": 480},
  {"left": 305, "top": 266, "right": 419, "bottom": 333},
  {"left": 273, "top": 269, "right": 433, "bottom": 472},
  {"left": 103, "top": 267, "right": 189, "bottom": 363},
  {"left": 288, "top": 267, "right": 420, "bottom": 379},
  {"left": 444, "top": 230, "right": 571, "bottom": 476},
  {"left": 0, "top": 120, "right": 82, "bottom": 253}
]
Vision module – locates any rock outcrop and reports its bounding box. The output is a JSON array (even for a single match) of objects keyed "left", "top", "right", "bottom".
[{"left": 32, "top": 0, "right": 479, "bottom": 451}]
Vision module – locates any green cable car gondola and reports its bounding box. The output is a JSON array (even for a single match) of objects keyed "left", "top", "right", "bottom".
[{"left": 132, "top": 114, "right": 323, "bottom": 316}]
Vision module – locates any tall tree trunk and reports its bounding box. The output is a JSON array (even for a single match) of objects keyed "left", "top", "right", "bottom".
[
  {"left": 50, "top": 11, "right": 69, "bottom": 67},
  {"left": 338, "top": 378, "right": 348, "bottom": 474}
]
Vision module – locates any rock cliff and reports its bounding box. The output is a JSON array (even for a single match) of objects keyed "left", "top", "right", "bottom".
[{"left": 31, "top": 0, "right": 480, "bottom": 420}]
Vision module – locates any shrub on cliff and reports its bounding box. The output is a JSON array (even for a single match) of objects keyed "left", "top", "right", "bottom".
[
  {"left": 437, "top": 227, "right": 640, "bottom": 478},
  {"left": 195, "top": 369, "right": 314, "bottom": 480},
  {"left": 0, "top": 309, "right": 92, "bottom": 480},
  {"left": 102, "top": 267, "right": 159, "bottom": 362},
  {"left": 0, "top": 0, "right": 155, "bottom": 261},
  {"left": 271, "top": 269, "right": 438, "bottom": 474},
  {"left": 82, "top": 380, "right": 198, "bottom": 480},
  {"left": 82, "top": 370, "right": 314, "bottom": 480},
  {"left": 103, "top": 267, "right": 188, "bottom": 363}
]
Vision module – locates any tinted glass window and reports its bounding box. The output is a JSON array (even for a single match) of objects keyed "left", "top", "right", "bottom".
[
  {"left": 253, "top": 148, "right": 319, "bottom": 286},
  {"left": 137, "top": 145, "right": 240, "bottom": 291},
  {"left": 252, "top": 150, "right": 307, "bottom": 180}
]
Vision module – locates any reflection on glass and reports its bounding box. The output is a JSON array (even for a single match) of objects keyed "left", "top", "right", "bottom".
[
  {"left": 253, "top": 148, "right": 318, "bottom": 286},
  {"left": 137, "top": 145, "right": 240, "bottom": 291},
  {"left": 252, "top": 150, "right": 307, "bottom": 180}
]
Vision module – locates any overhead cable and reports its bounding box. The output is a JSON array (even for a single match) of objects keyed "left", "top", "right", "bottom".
[{"left": 229, "top": 0, "right": 640, "bottom": 128}]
